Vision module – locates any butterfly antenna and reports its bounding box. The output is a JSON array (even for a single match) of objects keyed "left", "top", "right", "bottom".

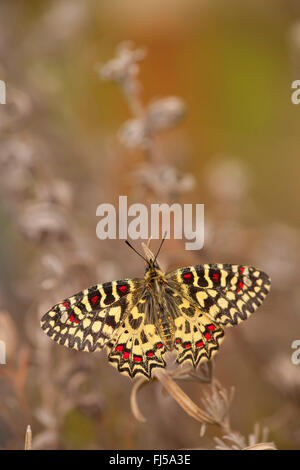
[
  {"left": 154, "top": 231, "right": 167, "bottom": 263},
  {"left": 125, "top": 240, "right": 148, "bottom": 264}
]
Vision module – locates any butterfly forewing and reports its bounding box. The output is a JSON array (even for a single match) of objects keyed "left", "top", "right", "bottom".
[
  {"left": 40, "top": 278, "right": 145, "bottom": 352},
  {"left": 166, "top": 264, "right": 271, "bottom": 327},
  {"left": 162, "top": 263, "right": 270, "bottom": 369}
]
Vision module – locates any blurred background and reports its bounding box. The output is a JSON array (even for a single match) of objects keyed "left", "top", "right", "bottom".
[{"left": 0, "top": 0, "right": 300, "bottom": 450}]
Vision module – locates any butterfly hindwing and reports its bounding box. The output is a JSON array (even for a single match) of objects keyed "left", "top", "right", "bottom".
[
  {"left": 166, "top": 264, "right": 271, "bottom": 328},
  {"left": 163, "top": 290, "right": 225, "bottom": 367},
  {"left": 106, "top": 298, "right": 167, "bottom": 379},
  {"left": 40, "top": 278, "right": 144, "bottom": 352}
]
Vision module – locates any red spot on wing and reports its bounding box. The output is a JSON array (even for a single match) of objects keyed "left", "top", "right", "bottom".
[
  {"left": 240, "top": 267, "right": 245, "bottom": 274},
  {"left": 196, "top": 341, "right": 203, "bottom": 348},
  {"left": 69, "top": 314, "right": 75, "bottom": 323},
  {"left": 74, "top": 320, "right": 79, "bottom": 324},
  {"left": 205, "top": 333, "right": 211, "bottom": 340},
  {"left": 147, "top": 352, "right": 154, "bottom": 357},
  {"left": 123, "top": 351, "right": 130, "bottom": 359},
  {"left": 208, "top": 324, "right": 216, "bottom": 331},
  {"left": 212, "top": 273, "right": 219, "bottom": 280},
  {"left": 184, "top": 343, "right": 191, "bottom": 349},
  {"left": 115, "top": 345, "right": 123, "bottom": 352},
  {"left": 175, "top": 339, "right": 180, "bottom": 343},
  {"left": 237, "top": 281, "right": 244, "bottom": 293},
  {"left": 118, "top": 285, "right": 128, "bottom": 293},
  {"left": 134, "top": 356, "right": 142, "bottom": 363},
  {"left": 183, "top": 273, "right": 192, "bottom": 279},
  {"left": 91, "top": 295, "right": 98, "bottom": 304},
  {"left": 156, "top": 343, "right": 163, "bottom": 348},
  {"left": 63, "top": 302, "right": 69, "bottom": 308}
]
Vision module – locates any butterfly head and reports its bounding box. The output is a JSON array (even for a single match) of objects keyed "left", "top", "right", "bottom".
[
  {"left": 142, "top": 242, "right": 166, "bottom": 283},
  {"left": 144, "top": 258, "right": 165, "bottom": 283}
]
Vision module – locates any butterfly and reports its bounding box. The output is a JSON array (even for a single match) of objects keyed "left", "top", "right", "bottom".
[{"left": 40, "top": 239, "right": 271, "bottom": 379}]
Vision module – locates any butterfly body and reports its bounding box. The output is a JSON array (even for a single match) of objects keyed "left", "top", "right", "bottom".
[
  {"left": 143, "top": 261, "right": 176, "bottom": 350},
  {"left": 41, "top": 247, "right": 271, "bottom": 379}
]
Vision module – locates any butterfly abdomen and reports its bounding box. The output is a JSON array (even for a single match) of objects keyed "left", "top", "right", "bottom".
[
  {"left": 147, "top": 277, "right": 176, "bottom": 350},
  {"left": 156, "top": 306, "right": 175, "bottom": 350}
]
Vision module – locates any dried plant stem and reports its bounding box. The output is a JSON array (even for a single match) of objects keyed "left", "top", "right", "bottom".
[
  {"left": 153, "top": 369, "right": 217, "bottom": 426},
  {"left": 130, "top": 377, "right": 148, "bottom": 423},
  {"left": 122, "top": 87, "right": 144, "bottom": 119},
  {"left": 243, "top": 442, "right": 277, "bottom": 450},
  {"left": 25, "top": 425, "right": 32, "bottom": 450}
]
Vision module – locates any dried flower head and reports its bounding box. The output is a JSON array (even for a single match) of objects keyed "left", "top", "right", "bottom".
[
  {"left": 18, "top": 202, "right": 69, "bottom": 242},
  {"left": 35, "top": 179, "right": 73, "bottom": 208},
  {"left": 118, "top": 118, "right": 150, "bottom": 149},
  {"left": 0, "top": 137, "right": 41, "bottom": 198},
  {"left": 145, "top": 97, "right": 186, "bottom": 133},
  {"left": 99, "top": 41, "right": 147, "bottom": 97},
  {"left": 133, "top": 163, "right": 195, "bottom": 197},
  {"left": 214, "top": 423, "right": 276, "bottom": 450},
  {"left": 200, "top": 381, "right": 235, "bottom": 431}
]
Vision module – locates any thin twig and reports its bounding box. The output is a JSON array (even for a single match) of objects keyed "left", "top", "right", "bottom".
[
  {"left": 130, "top": 377, "right": 149, "bottom": 423},
  {"left": 153, "top": 369, "right": 217, "bottom": 426},
  {"left": 25, "top": 425, "right": 32, "bottom": 450}
]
